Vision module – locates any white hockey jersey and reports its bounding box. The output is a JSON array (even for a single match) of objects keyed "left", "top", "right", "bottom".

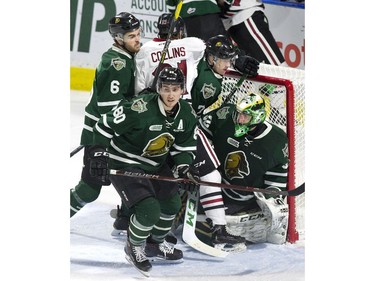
[
  {"left": 221, "top": 0, "right": 264, "bottom": 30},
  {"left": 135, "top": 37, "right": 205, "bottom": 99}
]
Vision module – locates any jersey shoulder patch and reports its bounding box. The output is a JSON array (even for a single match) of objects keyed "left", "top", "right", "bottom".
[{"left": 111, "top": 57, "right": 126, "bottom": 71}]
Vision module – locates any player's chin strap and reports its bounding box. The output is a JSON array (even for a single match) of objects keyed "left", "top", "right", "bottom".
[
  {"left": 109, "top": 169, "right": 305, "bottom": 197},
  {"left": 182, "top": 190, "right": 229, "bottom": 258}
]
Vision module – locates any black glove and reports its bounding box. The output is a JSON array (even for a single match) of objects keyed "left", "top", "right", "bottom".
[
  {"left": 234, "top": 55, "right": 259, "bottom": 77},
  {"left": 218, "top": 0, "right": 232, "bottom": 17},
  {"left": 176, "top": 164, "right": 200, "bottom": 192},
  {"left": 87, "top": 145, "right": 110, "bottom": 186}
]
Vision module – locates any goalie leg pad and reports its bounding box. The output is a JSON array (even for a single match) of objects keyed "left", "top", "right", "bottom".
[
  {"left": 225, "top": 210, "right": 268, "bottom": 243},
  {"left": 254, "top": 192, "right": 289, "bottom": 245}
]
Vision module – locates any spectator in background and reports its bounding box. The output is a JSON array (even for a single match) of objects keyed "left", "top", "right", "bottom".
[
  {"left": 166, "top": 0, "right": 228, "bottom": 41},
  {"left": 217, "top": 0, "right": 286, "bottom": 66}
]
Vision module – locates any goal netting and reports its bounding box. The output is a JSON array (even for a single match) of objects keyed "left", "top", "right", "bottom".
[{"left": 215, "top": 64, "right": 305, "bottom": 243}]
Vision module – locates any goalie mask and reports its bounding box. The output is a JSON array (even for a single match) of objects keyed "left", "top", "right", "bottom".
[
  {"left": 109, "top": 12, "right": 140, "bottom": 39},
  {"left": 157, "top": 67, "right": 185, "bottom": 93},
  {"left": 232, "top": 93, "right": 267, "bottom": 137},
  {"left": 157, "top": 13, "right": 186, "bottom": 39}
]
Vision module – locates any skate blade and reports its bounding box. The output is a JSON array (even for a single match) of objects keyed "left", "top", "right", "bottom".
[
  {"left": 147, "top": 257, "right": 184, "bottom": 264},
  {"left": 125, "top": 255, "right": 151, "bottom": 277},
  {"left": 111, "top": 229, "right": 126, "bottom": 236},
  {"left": 214, "top": 242, "right": 247, "bottom": 253}
]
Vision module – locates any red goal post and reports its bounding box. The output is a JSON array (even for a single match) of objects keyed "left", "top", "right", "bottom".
[{"left": 220, "top": 64, "right": 305, "bottom": 243}]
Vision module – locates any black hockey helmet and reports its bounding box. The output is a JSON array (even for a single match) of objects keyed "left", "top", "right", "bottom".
[
  {"left": 205, "top": 35, "right": 237, "bottom": 60},
  {"left": 109, "top": 12, "right": 140, "bottom": 38},
  {"left": 157, "top": 13, "right": 186, "bottom": 39},
  {"left": 157, "top": 67, "right": 185, "bottom": 92}
]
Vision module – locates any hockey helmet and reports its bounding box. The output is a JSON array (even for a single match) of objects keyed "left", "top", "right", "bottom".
[
  {"left": 157, "top": 67, "right": 185, "bottom": 92},
  {"left": 157, "top": 13, "right": 186, "bottom": 39},
  {"left": 109, "top": 12, "right": 140, "bottom": 38},
  {"left": 232, "top": 93, "right": 267, "bottom": 137},
  {"left": 205, "top": 35, "right": 237, "bottom": 60}
]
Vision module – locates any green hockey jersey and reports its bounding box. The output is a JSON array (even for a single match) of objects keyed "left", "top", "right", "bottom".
[
  {"left": 190, "top": 58, "right": 223, "bottom": 116},
  {"left": 93, "top": 93, "right": 198, "bottom": 173},
  {"left": 167, "top": 0, "right": 221, "bottom": 18},
  {"left": 80, "top": 45, "right": 136, "bottom": 145},
  {"left": 199, "top": 104, "right": 289, "bottom": 203}
]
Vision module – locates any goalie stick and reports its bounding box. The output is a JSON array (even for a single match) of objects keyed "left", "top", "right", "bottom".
[
  {"left": 182, "top": 190, "right": 229, "bottom": 257},
  {"left": 109, "top": 169, "right": 305, "bottom": 197},
  {"left": 70, "top": 145, "right": 84, "bottom": 158},
  {"left": 149, "top": 0, "right": 183, "bottom": 91}
]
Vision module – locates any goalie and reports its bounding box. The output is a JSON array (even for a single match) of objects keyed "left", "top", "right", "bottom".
[{"left": 197, "top": 92, "right": 290, "bottom": 247}]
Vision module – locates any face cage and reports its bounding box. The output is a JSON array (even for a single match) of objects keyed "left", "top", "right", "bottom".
[{"left": 232, "top": 109, "right": 266, "bottom": 137}]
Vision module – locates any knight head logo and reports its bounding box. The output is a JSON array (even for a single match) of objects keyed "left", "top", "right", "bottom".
[
  {"left": 224, "top": 151, "right": 250, "bottom": 179},
  {"left": 142, "top": 133, "right": 175, "bottom": 157}
]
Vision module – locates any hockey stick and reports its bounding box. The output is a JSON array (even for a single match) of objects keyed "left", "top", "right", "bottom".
[
  {"left": 182, "top": 190, "right": 229, "bottom": 257},
  {"left": 70, "top": 145, "right": 84, "bottom": 158},
  {"left": 202, "top": 71, "right": 248, "bottom": 115},
  {"left": 149, "top": 0, "right": 183, "bottom": 91},
  {"left": 109, "top": 169, "right": 305, "bottom": 197}
]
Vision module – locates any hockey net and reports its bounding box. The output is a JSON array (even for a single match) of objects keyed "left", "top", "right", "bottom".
[{"left": 217, "top": 64, "right": 305, "bottom": 243}]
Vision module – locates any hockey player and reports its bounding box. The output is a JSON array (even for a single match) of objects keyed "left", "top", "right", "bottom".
[
  {"left": 89, "top": 67, "right": 200, "bottom": 276},
  {"left": 134, "top": 13, "right": 205, "bottom": 97},
  {"left": 217, "top": 0, "right": 286, "bottom": 65},
  {"left": 111, "top": 13, "right": 205, "bottom": 233},
  {"left": 134, "top": 29, "right": 259, "bottom": 250},
  {"left": 70, "top": 12, "right": 142, "bottom": 217},
  {"left": 191, "top": 34, "right": 259, "bottom": 117},
  {"left": 198, "top": 92, "right": 290, "bottom": 245},
  {"left": 166, "top": 0, "right": 228, "bottom": 41},
  {"left": 118, "top": 17, "right": 259, "bottom": 251}
]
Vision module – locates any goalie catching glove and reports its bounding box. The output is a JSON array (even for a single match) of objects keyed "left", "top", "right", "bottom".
[
  {"left": 234, "top": 55, "right": 259, "bottom": 77},
  {"left": 176, "top": 164, "right": 200, "bottom": 192},
  {"left": 87, "top": 145, "right": 110, "bottom": 186}
]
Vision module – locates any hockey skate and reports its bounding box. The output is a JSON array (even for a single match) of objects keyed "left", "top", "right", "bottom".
[
  {"left": 110, "top": 206, "right": 130, "bottom": 236},
  {"left": 144, "top": 236, "right": 183, "bottom": 263},
  {"left": 211, "top": 224, "right": 247, "bottom": 253},
  {"left": 124, "top": 240, "right": 152, "bottom": 277}
]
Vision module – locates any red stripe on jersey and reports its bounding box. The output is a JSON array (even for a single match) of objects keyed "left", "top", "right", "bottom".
[
  {"left": 246, "top": 18, "right": 278, "bottom": 65},
  {"left": 197, "top": 128, "right": 220, "bottom": 167},
  {"left": 201, "top": 198, "right": 223, "bottom": 206}
]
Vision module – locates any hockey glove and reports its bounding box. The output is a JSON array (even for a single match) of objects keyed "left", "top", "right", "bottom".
[
  {"left": 218, "top": 0, "right": 232, "bottom": 16},
  {"left": 176, "top": 164, "right": 200, "bottom": 192},
  {"left": 234, "top": 55, "right": 259, "bottom": 77},
  {"left": 87, "top": 145, "right": 110, "bottom": 186}
]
